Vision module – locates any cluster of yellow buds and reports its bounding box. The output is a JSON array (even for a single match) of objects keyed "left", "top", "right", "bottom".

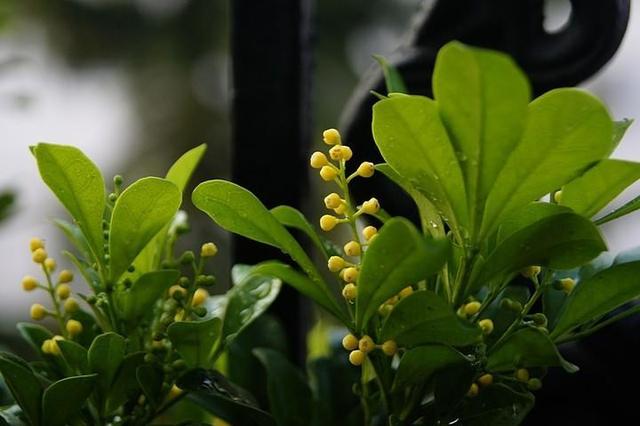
[
  {"left": 467, "top": 373, "right": 494, "bottom": 397},
  {"left": 311, "top": 128, "right": 382, "bottom": 303},
  {"left": 24, "top": 238, "right": 83, "bottom": 340},
  {"left": 377, "top": 286, "right": 414, "bottom": 317},
  {"left": 41, "top": 335, "right": 64, "bottom": 356},
  {"left": 457, "top": 299, "right": 494, "bottom": 336},
  {"left": 341, "top": 333, "right": 398, "bottom": 366}
]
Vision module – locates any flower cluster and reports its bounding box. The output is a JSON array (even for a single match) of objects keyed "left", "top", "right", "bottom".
[{"left": 341, "top": 333, "right": 397, "bottom": 366}]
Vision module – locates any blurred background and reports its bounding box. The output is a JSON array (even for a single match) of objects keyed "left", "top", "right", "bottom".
[{"left": 0, "top": 0, "right": 639, "bottom": 345}]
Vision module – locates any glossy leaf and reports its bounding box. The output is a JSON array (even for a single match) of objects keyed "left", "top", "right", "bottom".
[
  {"left": 116, "top": 270, "right": 180, "bottom": 323},
  {"left": 356, "top": 218, "right": 450, "bottom": 329},
  {"left": 393, "top": 345, "right": 469, "bottom": 390},
  {"left": 57, "top": 340, "right": 89, "bottom": 375},
  {"left": 481, "top": 89, "right": 613, "bottom": 237},
  {"left": 595, "top": 193, "right": 640, "bottom": 225},
  {"left": 177, "top": 368, "right": 275, "bottom": 426},
  {"left": 254, "top": 349, "right": 313, "bottom": 426},
  {"left": 271, "top": 205, "right": 327, "bottom": 258},
  {"left": 372, "top": 95, "right": 469, "bottom": 233},
  {"left": 88, "top": 332, "right": 126, "bottom": 402},
  {"left": 54, "top": 219, "right": 93, "bottom": 263},
  {"left": 109, "top": 177, "right": 181, "bottom": 280},
  {"left": 373, "top": 55, "right": 407, "bottom": 94},
  {"left": 42, "top": 374, "right": 96, "bottom": 426},
  {"left": 433, "top": 41, "right": 530, "bottom": 238},
  {"left": 34, "top": 143, "right": 105, "bottom": 262},
  {"left": 16, "top": 323, "right": 52, "bottom": 356},
  {"left": 551, "top": 261, "right": 640, "bottom": 339},
  {"left": 168, "top": 317, "right": 222, "bottom": 368},
  {"left": 487, "top": 327, "right": 577, "bottom": 372},
  {"left": 106, "top": 352, "right": 145, "bottom": 413},
  {"left": 0, "top": 355, "right": 42, "bottom": 426},
  {"left": 166, "top": 143, "right": 207, "bottom": 193},
  {"left": 380, "top": 290, "right": 480, "bottom": 347},
  {"left": 560, "top": 159, "right": 640, "bottom": 217}
]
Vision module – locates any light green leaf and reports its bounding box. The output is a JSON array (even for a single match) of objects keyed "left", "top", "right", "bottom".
[
  {"left": 271, "top": 205, "right": 327, "bottom": 258},
  {"left": 168, "top": 317, "right": 222, "bottom": 368},
  {"left": 109, "top": 177, "right": 181, "bottom": 280},
  {"left": 611, "top": 118, "right": 633, "bottom": 152},
  {"left": 380, "top": 290, "right": 480, "bottom": 347},
  {"left": 356, "top": 218, "right": 450, "bottom": 329},
  {"left": 560, "top": 159, "right": 640, "bottom": 217},
  {"left": 0, "top": 355, "right": 42, "bottom": 426},
  {"left": 166, "top": 143, "right": 207, "bottom": 193},
  {"left": 433, "top": 41, "right": 530, "bottom": 238},
  {"left": 34, "top": 143, "right": 105, "bottom": 263},
  {"left": 116, "top": 270, "right": 180, "bottom": 323},
  {"left": 88, "top": 332, "right": 126, "bottom": 402},
  {"left": 551, "top": 261, "right": 640, "bottom": 339},
  {"left": 373, "top": 55, "right": 407, "bottom": 94},
  {"left": 42, "top": 374, "right": 96, "bottom": 426},
  {"left": 487, "top": 327, "right": 577, "bottom": 372},
  {"left": 595, "top": 193, "right": 640, "bottom": 225},
  {"left": 54, "top": 219, "right": 93, "bottom": 262},
  {"left": 393, "top": 345, "right": 469, "bottom": 390},
  {"left": 372, "top": 95, "right": 469, "bottom": 235},
  {"left": 481, "top": 89, "right": 613, "bottom": 237}
]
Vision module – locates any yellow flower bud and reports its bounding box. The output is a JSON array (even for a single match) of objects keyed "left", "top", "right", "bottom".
[
  {"left": 320, "top": 214, "right": 339, "bottom": 231},
  {"left": 58, "top": 269, "right": 73, "bottom": 284},
  {"left": 358, "top": 335, "right": 375, "bottom": 353},
  {"left": 168, "top": 384, "right": 183, "bottom": 400},
  {"left": 515, "top": 368, "right": 530, "bottom": 383},
  {"left": 64, "top": 298, "right": 79, "bottom": 313},
  {"left": 310, "top": 151, "right": 329, "bottom": 168},
  {"left": 329, "top": 145, "right": 353, "bottom": 161},
  {"left": 201, "top": 242, "right": 218, "bottom": 257},
  {"left": 41, "top": 339, "right": 60, "bottom": 356},
  {"left": 192, "top": 288, "right": 209, "bottom": 307},
  {"left": 44, "top": 258, "right": 56, "bottom": 272},
  {"left": 324, "top": 193, "right": 342, "bottom": 209},
  {"left": 29, "top": 238, "right": 45, "bottom": 252},
  {"left": 467, "top": 383, "right": 479, "bottom": 398},
  {"left": 381, "top": 340, "right": 398, "bottom": 356},
  {"left": 521, "top": 265, "right": 541, "bottom": 279},
  {"left": 362, "top": 226, "right": 377, "bottom": 241},
  {"left": 477, "top": 373, "right": 493, "bottom": 387},
  {"left": 399, "top": 286, "right": 414, "bottom": 299},
  {"left": 560, "top": 277, "right": 576, "bottom": 294},
  {"left": 342, "top": 267, "right": 359, "bottom": 283},
  {"left": 56, "top": 284, "right": 71, "bottom": 300},
  {"left": 30, "top": 303, "right": 47, "bottom": 320},
  {"left": 349, "top": 349, "right": 365, "bottom": 366},
  {"left": 169, "top": 285, "right": 187, "bottom": 298},
  {"left": 322, "top": 128, "right": 341, "bottom": 146},
  {"left": 333, "top": 203, "right": 347, "bottom": 215},
  {"left": 21, "top": 276, "right": 39, "bottom": 292},
  {"left": 553, "top": 190, "right": 562, "bottom": 203},
  {"left": 32, "top": 248, "right": 47, "bottom": 264},
  {"left": 66, "top": 319, "right": 83, "bottom": 337},
  {"left": 342, "top": 333, "right": 359, "bottom": 351},
  {"left": 378, "top": 303, "right": 394, "bottom": 316},
  {"left": 356, "top": 162, "right": 375, "bottom": 178},
  {"left": 319, "top": 166, "right": 338, "bottom": 181},
  {"left": 343, "top": 241, "right": 361, "bottom": 257},
  {"left": 342, "top": 283, "right": 357, "bottom": 302},
  {"left": 361, "top": 198, "right": 380, "bottom": 215},
  {"left": 464, "top": 301, "right": 482, "bottom": 316},
  {"left": 479, "top": 319, "right": 494, "bottom": 335},
  {"left": 327, "top": 256, "right": 346, "bottom": 272}
]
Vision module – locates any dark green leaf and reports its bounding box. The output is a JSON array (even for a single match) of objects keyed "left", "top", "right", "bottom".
[
  {"left": 551, "top": 261, "right": 640, "bottom": 339},
  {"left": 253, "top": 349, "right": 313, "bottom": 426},
  {"left": 106, "top": 352, "right": 145, "bottom": 413},
  {"left": 16, "top": 323, "right": 52, "bottom": 356},
  {"left": 57, "top": 340, "right": 89, "bottom": 374},
  {"left": 116, "top": 270, "right": 180, "bottom": 323},
  {"left": 168, "top": 317, "right": 222, "bottom": 368},
  {"left": 393, "top": 345, "right": 469, "bottom": 390},
  {"left": 0, "top": 355, "right": 42, "bottom": 426},
  {"left": 42, "top": 374, "right": 96, "bottom": 426},
  {"left": 373, "top": 55, "right": 407, "bottom": 94},
  {"left": 380, "top": 290, "right": 480, "bottom": 347},
  {"left": 88, "top": 332, "right": 126, "bottom": 402},
  {"left": 460, "top": 383, "right": 534, "bottom": 426},
  {"left": 356, "top": 218, "right": 450, "bottom": 330},
  {"left": 136, "top": 364, "right": 164, "bottom": 408}
]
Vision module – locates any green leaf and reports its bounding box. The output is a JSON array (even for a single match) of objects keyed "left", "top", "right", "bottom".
[
  {"left": 372, "top": 95, "right": 469, "bottom": 235},
  {"left": 0, "top": 355, "right": 42, "bottom": 426},
  {"left": 116, "top": 270, "right": 180, "bottom": 323},
  {"left": 487, "top": 327, "right": 577, "bottom": 372},
  {"left": 42, "top": 374, "right": 96, "bottom": 426},
  {"left": 192, "top": 181, "right": 333, "bottom": 305},
  {"left": 253, "top": 349, "right": 313, "bottom": 426},
  {"left": 16, "top": 323, "right": 52, "bottom": 356},
  {"left": 482, "top": 286, "right": 531, "bottom": 346},
  {"left": 166, "top": 144, "right": 207, "bottom": 193},
  {"left": 433, "top": 41, "right": 530, "bottom": 238},
  {"left": 250, "top": 261, "right": 349, "bottom": 325},
  {"left": 88, "top": 332, "right": 126, "bottom": 402},
  {"left": 376, "top": 164, "right": 444, "bottom": 237},
  {"left": 168, "top": 317, "right": 222, "bottom": 368},
  {"left": 136, "top": 364, "right": 164, "bottom": 408},
  {"left": 106, "top": 352, "right": 145, "bottom": 413},
  {"left": 551, "top": 261, "right": 640, "bottom": 339},
  {"left": 109, "top": 177, "right": 181, "bottom": 280},
  {"left": 595, "top": 193, "right": 640, "bottom": 225},
  {"left": 54, "top": 219, "right": 93, "bottom": 262},
  {"left": 177, "top": 368, "right": 275, "bottom": 426},
  {"left": 34, "top": 143, "right": 105, "bottom": 263},
  {"left": 57, "top": 340, "right": 89, "bottom": 374},
  {"left": 222, "top": 271, "right": 282, "bottom": 344},
  {"left": 356, "top": 218, "right": 450, "bottom": 329},
  {"left": 474, "top": 210, "right": 606, "bottom": 291},
  {"left": 611, "top": 118, "right": 633, "bottom": 152},
  {"left": 481, "top": 89, "right": 613, "bottom": 237},
  {"left": 373, "top": 55, "right": 407, "bottom": 94},
  {"left": 560, "top": 159, "right": 640, "bottom": 217},
  {"left": 393, "top": 345, "right": 469, "bottom": 390},
  {"left": 380, "top": 290, "right": 480, "bottom": 347},
  {"left": 460, "top": 383, "right": 534, "bottom": 426},
  {"left": 0, "top": 192, "right": 14, "bottom": 223},
  {"left": 271, "top": 205, "right": 328, "bottom": 258}
]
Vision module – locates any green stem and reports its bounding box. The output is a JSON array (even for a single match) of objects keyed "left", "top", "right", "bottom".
[{"left": 42, "top": 266, "right": 67, "bottom": 337}]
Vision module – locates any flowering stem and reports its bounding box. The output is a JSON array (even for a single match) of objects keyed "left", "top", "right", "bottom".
[{"left": 42, "top": 266, "right": 67, "bottom": 337}]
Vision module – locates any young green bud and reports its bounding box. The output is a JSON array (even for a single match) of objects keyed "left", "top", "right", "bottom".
[
  {"left": 399, "top": 286, "right": 413, "bottom": 299},
  {"left": 527, "top": 378, "right": 543, "bottom": 391},
  {"left": 201, "top": 242, "right": 218, "bottom": 258},
  {"left": 179, "top": 251, "right": 195, "bottom": 265},
  {"left": 559, "top": 277, "right": 576, "bottom": 294},
  {"left": 515, "top": 368, "right": 530, "bottom": 383},
  {"left": 521, "top": 265, "right": 541, "bottom": 279},
  {"left": 479, "top": 319, "right": 494, "bottom": 335}
]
